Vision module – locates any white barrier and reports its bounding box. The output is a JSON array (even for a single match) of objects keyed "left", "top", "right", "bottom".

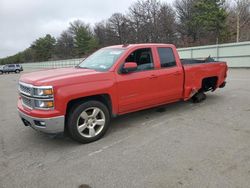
[
  {"left": 178, "top": 41, "right": 250, "bottom": 68},
  {"left": 21, "top": 41, "right": 250, "bottom": 69}
]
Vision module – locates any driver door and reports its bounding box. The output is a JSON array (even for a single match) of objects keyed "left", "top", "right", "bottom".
[{"left": 115, "top": 48, "right": 159, "bottom": 113}]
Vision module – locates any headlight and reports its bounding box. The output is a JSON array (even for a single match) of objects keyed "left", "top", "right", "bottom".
[
  {"left": 34, "top": 87, "right": 53, "bottom": 97},
  {"left": 35, "top": 100, "right": 54, "bottom": 109}
]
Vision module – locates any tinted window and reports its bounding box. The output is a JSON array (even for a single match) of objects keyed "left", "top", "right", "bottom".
[
  {"left": 8, "top": 65, "right": 15, "bottom": 67},
  {"left": 157, "top": 48, "right": 176, "bottom": 68},
  {"left": 125, "top": 48, "right": 154, "bottom": 71}
]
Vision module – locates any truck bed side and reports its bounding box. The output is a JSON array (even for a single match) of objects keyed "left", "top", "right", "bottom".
[{"left": 182, "top": 62, "right": 228, "bottom": 100}]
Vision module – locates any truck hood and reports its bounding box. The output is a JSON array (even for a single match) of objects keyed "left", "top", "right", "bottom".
[{"left": 19, "top": 67, "right": 110, "bottom": 86}]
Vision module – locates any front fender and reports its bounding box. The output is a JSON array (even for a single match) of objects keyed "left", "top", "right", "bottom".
[{"left": 54, "top": 80, "right": 117, "bottom": 115}]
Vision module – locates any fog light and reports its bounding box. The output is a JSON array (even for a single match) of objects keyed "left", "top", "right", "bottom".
[{"left": 34, "top": 120, "right": 46, "bottom": 127}]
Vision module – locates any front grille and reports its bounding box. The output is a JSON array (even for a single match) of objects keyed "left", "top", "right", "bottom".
[
  {"left": 19, "top": 83, "right": 32, "bottom": 96},
  {"left": 21, "top": 95, "right": 33, "bottom": 109}
]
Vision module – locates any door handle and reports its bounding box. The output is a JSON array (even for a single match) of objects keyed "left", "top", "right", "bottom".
[
  {"left": 173, "top": 71, "right": 181, "bottom": 76},
  {"left": 149, "top": 74, "right": 158, "bottom": 79}
]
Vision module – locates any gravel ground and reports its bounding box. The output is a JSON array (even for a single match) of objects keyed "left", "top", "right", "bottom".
[{"left": 0, "top": 69, "right": 250, "bottom": 188}]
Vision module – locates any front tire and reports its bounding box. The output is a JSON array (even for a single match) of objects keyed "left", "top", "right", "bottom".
[
  {"left": 15, "top": 69, "right": 20, "bottom": 73},
  {"left": 67, "top": 100, "right": 110, "bottom": 143}
]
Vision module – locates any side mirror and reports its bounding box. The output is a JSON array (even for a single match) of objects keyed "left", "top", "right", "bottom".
[{"left": 122, "top": 62, "right": 137, "bottom": 73}]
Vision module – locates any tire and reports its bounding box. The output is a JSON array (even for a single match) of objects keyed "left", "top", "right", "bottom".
[
  {"left": 67, "top": 100, "right": 110, "bottom": 143},
  {"left": 0, "top": 71, "right": 3, "bottom": 74},
  {"left": 191, "top": 92, "right": 206, "bottom": 103},
  {"left": 15, "top": 69, "right": 20, "bottom": 73}
]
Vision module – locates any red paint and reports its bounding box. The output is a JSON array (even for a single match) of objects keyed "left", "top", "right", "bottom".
[{"left": 18, "top": 44, "right": 228, "bottom": 118}]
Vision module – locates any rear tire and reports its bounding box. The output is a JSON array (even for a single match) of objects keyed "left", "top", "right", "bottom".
[
  {"left": 0, "top": 71, "right": 3, "bottom": 74},
  {"left": 67, "top": 100, "right": 110, "bottom": 143},
  {"left": 192, "top": 92, "right": 206, "bottom": 103}
]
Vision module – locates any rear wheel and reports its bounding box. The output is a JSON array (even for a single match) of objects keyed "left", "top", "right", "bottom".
[
  {"left": 0, "top": 71, "right": 3, "bottom": 74},
  {"left": 67, "top": 100, "right": 110, "bottom": 143},
  {"left": 192, "top": 92, "right": 206, "bottom": 103}
]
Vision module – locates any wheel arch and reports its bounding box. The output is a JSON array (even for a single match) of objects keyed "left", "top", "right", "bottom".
[
  {"left": 201, "top": 76, "right": 218, "bottom": 92},
  {"left": 66, "top": 94, "right": 113, "bottom": 118}
]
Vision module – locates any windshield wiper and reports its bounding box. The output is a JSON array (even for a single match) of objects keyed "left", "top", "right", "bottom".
[{"left": 75, "top": 65, "right": 89, "bottom": 69}]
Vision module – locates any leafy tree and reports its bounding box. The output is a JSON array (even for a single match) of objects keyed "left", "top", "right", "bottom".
[
  {"left": 31, "top": 34, "right": 56, "bottom": 61},
  {"left": 193, "top": 0, "right": 228, "bottom": 43},
  {"left": 69, "top": 20, "right": 97, "bottom": 57}
]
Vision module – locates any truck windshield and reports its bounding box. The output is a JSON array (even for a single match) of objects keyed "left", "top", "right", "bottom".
[{"left": 78, "top": 48, "right": 125, "bottom": 71}]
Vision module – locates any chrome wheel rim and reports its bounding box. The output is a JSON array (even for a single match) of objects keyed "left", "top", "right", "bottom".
[{"left": 76, "top": 107, "right": 105, "bottom": 138}]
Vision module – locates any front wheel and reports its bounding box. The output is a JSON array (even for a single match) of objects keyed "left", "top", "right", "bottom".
[
  {"left": 67, "top": 100, "right": 110, "bottom": 143},
  {"left": 15, "top": 69, "right": 20, "bottom": 73},
  {"left": 0, "top": 71, "right": 3, "bottom": 74}
]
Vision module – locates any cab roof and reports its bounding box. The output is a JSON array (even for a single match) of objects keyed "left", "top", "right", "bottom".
[{"left": 104, "top": 43, "right": 175, "bottom": 49}]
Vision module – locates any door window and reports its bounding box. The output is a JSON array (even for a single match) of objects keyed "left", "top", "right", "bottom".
[
  {"left": 157, "top": 48, "right": 176, "bottom": 68},
  {"left": 125, "top": 48, "right": 154, "bottom": 71}
]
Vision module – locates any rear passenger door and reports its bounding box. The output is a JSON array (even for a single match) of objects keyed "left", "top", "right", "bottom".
[{"left": 155, "top": 47, "right": 184, "bottom": 102}]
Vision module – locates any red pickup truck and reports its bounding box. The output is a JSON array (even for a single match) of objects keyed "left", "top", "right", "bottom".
[{"left": 18, "top": 44, "right": 227, "bottom": 143}]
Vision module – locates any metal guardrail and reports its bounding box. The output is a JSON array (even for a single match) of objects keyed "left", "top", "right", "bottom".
[{"left": 21, "top": 41, "right": 250, "bottom": 69}]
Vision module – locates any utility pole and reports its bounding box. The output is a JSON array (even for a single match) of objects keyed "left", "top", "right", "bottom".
[{"left": 236, "top": 11, "right": 240, "bottom": 42}]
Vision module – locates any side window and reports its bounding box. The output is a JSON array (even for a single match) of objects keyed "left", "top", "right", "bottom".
[
  {"left": 8, "top": 65, "right": 15, "bottom": 68},
  {"left": 125, "top": 48, "right": 154, "bottom": 71},
  {"left": 157, "top": 48, "right": 176, "bottom": 68}
]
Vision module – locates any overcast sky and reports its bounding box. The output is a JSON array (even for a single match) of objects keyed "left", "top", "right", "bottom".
[{"left": 0, "top": 0, "right": 174, "bottom": 58}]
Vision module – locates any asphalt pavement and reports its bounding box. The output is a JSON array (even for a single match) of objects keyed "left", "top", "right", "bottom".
[{"left": 0, "top": 69, "right": 250, "bottom": 188}]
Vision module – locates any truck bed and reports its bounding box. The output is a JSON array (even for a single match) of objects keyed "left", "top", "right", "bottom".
[
  {"left": 181, "top": 58, "right": 218, "bottom": 65},
  {"left": 182, "top": 61, "right": 228, "bottom": 100}
]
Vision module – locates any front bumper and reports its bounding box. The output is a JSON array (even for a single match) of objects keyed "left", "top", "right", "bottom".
[{"left": 18, "top": 110, "right": 65, "bottom": 134}]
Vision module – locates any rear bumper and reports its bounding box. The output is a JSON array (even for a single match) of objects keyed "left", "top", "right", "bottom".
[
  {"left": 18, "top": 110, "right": 65, "bottom": 134},
  {"left": 219, "top": 81, "right": 226, "bottom": 88}
]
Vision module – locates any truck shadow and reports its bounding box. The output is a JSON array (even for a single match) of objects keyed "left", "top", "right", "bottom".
[
  {"left": 109, "top": 93, "right": 223, "bottom": 131},
  {"left": 26, "top": 93, "right": 223, "bottom": 147}
]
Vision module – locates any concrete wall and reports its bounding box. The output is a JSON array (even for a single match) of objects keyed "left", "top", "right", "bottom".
[
  {"left": 178, "top": 41, "right": 250, "bottom": 67},
  {"left": 22, "top": 58, "right": 83, "bottom": 70},
  {"left": 22, "top": 41, "right": 250, "bottom": 70}
]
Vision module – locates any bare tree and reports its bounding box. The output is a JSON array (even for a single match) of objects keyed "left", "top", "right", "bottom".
[
  {"left": 55, "top": 31, "right": 74, "bottom": 59},
  {"left": 234, "top": 0, "right": 250, "bottom": 42},
  {"left": 128, "top": 0, "right": 162, "bottom": 43},
  {"left": 158, "top": 3, "right": 177, "bottom": 43}
]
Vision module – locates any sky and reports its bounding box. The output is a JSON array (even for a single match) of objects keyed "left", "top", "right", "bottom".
[{"left": 0, "top": 0, "right": 174, "bottom": 58}]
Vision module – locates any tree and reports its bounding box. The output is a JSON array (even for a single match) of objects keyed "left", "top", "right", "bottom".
[
  {"left": 158, "top": 3, "right": 177, "bottom": 43},
  {"left": 193, "top": 0, "right": 228, "bottom": 44},
  {"left": 55, "top": 31, "right": 74, "bottom": 59},
  {"left": 107, "top": 13, "right": 126, "bottom": 44},
  {"left": 69, "top": 20, "right": 98, "bottom": 56},
  {"left": 31, "top": 34, "right": 56, "bottom": 61},
  {"left": 231, "top": 0, "right": 250, "bottom": 42},
  {"left": 128, "top": 0, "right": 162, "bottom": 43},
  {"left": 175, "top": 0, "right": 228, "bottom": 45},
  {"left": 174, "top": 0, "right": 199, "bottom": 45}
]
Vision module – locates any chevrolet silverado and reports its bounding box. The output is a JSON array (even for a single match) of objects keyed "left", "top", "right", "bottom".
[{"left": 18, "top": 44, "right": 227, "bottom": 143}]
